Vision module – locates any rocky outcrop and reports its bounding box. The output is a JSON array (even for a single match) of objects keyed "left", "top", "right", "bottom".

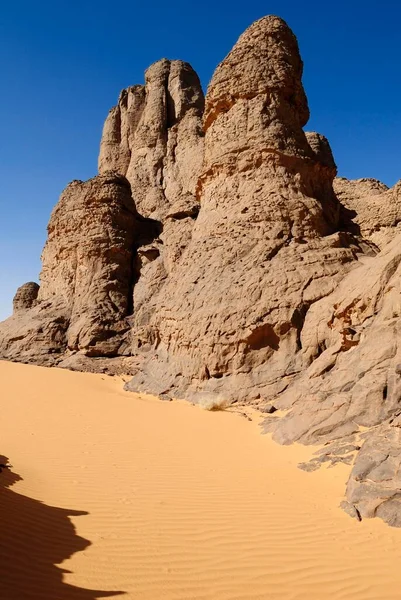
[
  {"left": 13, "top": 282, "right": 39, "bottom": 312},
  {"left": 99, "top": 59, "right": 205, "bottom": 338},
  {"left": 1, "top": 14, "right": 401, "bottom": 526},
  {"left": 126, "top": 16, "right": 359, "bottom": 402},
  {"left": 305, "top": 132, "right": 337, "bottom": 170},
  {"left": 0, "top": 173, "right": 138, "bottom": 363},
  {"left": 40, "top": 173, "right": 137, "bottom": 356},
  {"left": 335, "top": 177, "right": 401, "bottom": 248},
  {"left": 264, "top": 233, "right": 401, "bottom": 443},
  {"left": 343, "top": 417, "right": 401, "bottom": 527},
  {"left": 98, "top": 59, "right": 204, "bottom": 221},
  {"left": 262, "top": 229, "right": 401, "bottom": 524},
  {"left": 0, "top": 300, "right": 69, "bottom": 365}
]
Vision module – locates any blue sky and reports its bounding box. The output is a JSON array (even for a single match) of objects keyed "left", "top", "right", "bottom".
[{"left": 0, "top": 0, "right": 400, "bottom": 320}]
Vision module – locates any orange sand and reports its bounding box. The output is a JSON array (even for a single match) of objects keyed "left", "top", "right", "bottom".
[{"left": 1, "top": 360, "right": 401, "bottom": 600}]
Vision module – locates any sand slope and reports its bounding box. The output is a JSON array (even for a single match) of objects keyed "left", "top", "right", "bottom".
[{"left": 1, "top": 361, "right": 401, "bottom": 600}]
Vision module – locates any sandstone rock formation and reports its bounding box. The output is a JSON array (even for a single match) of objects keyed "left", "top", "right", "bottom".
[
  {"left": 343, "top": 417, "right": 401, "bottom": 527},
  {"left": 125, "top": 16, "right": 359, "bottom": 402},
  {"left": 98, "top": 59, "right": 205, "bottom": 341},
  {"left": 0, "top": 173, "right": 137, "bottom": 363},
  {"left": 264, "top": 233, "right": 401, "bottom": 444},
  {"left": 40, "top": 173, "right": 137, "bottom": 356},
  {"left": 98, "top": 59, "right": 204, "bottom": 222},
  {"left": 1, "top": 15, "right": 401, "bottom": 526},
  {"left": 261, "top": 230, "right": 401, "bottom": 525},
  {"left": 335, "top": 177, "right": 401, "bottom": 248},
  {"left": 13, "top": 282, "right": 39, "bottom": 312}
]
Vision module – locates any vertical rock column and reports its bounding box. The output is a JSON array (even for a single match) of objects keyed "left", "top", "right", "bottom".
[
  {"left": 98, "top": 59, "right": 204, "bottom": 221},
  {"left": 98, "top": 59, "right": 205, "bottom": 341},
  {"left": 39, "top": 173, "right": 137, "bottom": 356},
  {"left": 126, "top": 16, "right": 357, "bottom": 401}
]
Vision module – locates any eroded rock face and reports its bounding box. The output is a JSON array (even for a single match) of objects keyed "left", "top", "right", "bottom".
[
  {"left": 305, "top": 132, "right": 337, "bottom": 170},
  {"left": 0, "top": 299, "right": 69, "bottom": 365},
  {"left": 13, "top": 282, "right": 39, "bottom": 312},
  {"left": 99, "top": 59, "right": 205, "bottom": 337},
  {"left": 99, "top": 59, "right": 204, "bottom": 221},
  {"left": 126, "top": 16, "right": 359, "bottom": 402},
  {"left": 264, "top": 233, "right": 401, "bottom": 444},
  {"left": 40, "top": 173, "right": 137, "bottom": 356},
  {"left": 0, "top": 173, "right": 137, "bottom": 363},
  {"left": 344, "top": 417, "right": 401, "bottom": 527},
  {"left": 335, "top": 177, "right": 401, "bottom": 247},
  {"left": 261, "top": 229, "right": 401, "bottom": 525}
]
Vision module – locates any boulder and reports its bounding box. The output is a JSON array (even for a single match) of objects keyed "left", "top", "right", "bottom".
[{"left": 13, "top": 282, "right": 39, "bottom": 312}]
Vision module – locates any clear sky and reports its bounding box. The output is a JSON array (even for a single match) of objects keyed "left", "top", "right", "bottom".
[{"left": 0, "top": 0, "right": 400, "bottom": 320}]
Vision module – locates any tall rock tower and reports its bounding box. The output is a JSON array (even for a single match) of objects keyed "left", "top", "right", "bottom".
[{"left": 126, "top": 16, "right": 358, "bottom": 402}]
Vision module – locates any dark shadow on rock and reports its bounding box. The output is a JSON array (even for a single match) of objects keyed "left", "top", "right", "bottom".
[
  {"left": 338, "top": 201, "right": 361, "bottom": 237},
  {"left": 0, "top": 456, "right": 124, "bottom": 600},
  {"left": 135, "top": 214, "right": 163, "bottom": 248}
]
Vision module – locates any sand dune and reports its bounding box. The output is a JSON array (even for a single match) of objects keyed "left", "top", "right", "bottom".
[{"left": 1, "top": 361, "right": 401, "bottom": 599}]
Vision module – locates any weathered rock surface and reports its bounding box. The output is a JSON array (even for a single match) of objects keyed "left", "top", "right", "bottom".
[
  {"left": 264, "top": 233, "right": 401, "bottom": 444},
  {"left": 261, "top": 229, "right": 401, "bottom": 525},
  {"left": 1, "top": 14, "right": 401, "bottom": 526},
  {"left": 305, "top": 132, "right": 337, "bottom": 170},
  {"left": 0, "top": 173, "right": 138, "bottom": 363},
  {"left": 98, "top": 58, "right": 204, "bottom": 222},
  {"left": 13, "top": 282, "right": 39, "bottom": 312},
  {"left": 0, "top": 299, "right": 69, "bottom": 365},
  {"left": 126, "top": 16, "right": 359, "bottom": 402},
  {"left": 40, "top": 173, "right": 137, "bottom": 356},
  {"left": 99, "top": 59, "right": 205, "bottom": 336},
  {"left": 344, "top": 417, "right": 401, "bottom": 527},
  {"left": 335, "top": 177, "right": 401, "bottom": 248}
]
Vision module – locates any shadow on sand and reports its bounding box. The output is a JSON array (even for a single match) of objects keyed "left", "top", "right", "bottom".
[{"left": 0, "top": 456, "right": 124, "bottom": 599}]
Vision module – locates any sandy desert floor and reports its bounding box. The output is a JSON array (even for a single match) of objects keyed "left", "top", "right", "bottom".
[{"left": 1, "top": 361, "right": 401, "bottom": 600}]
